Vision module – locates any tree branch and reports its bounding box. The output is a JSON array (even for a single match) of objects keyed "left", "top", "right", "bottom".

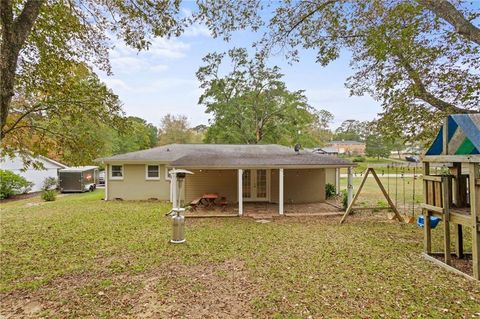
[
  {"left": 418, "top": 0, "right": 480, "bottom": 45},
  {"left": 395, "top": 51, "right": 475, "bottom": 114}
]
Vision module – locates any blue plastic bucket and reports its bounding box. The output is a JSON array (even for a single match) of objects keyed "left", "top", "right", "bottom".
[{"left": 417, "top": 215, "right": 441, "bottom": 229}]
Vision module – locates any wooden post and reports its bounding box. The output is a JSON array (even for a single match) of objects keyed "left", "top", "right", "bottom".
[
  {"left": 469, "top": 163, "right": 480, "bottom": 280},
  {"left": 335, "top": 168, "right": 340, "bottom": 195},
  {"left": 340, "top": 168, "right": 370, "bottom": 224},
  {"left": 455, "top": 224, "right": 464, "bottom": 259},
  {"left": 442, "top": 175, "right": 451, "bottom": 265},
  {"left": 347, "top": 166, "right": 353, "bottom": 206},
  {"left": 238, "top": 169, "right": 243, "bottom": 216},
  {"left": 279, "top": 168, "right": 284, "bottom": 215},
  {"left": 423, "top": 162, "right": 432, "bottom": 254},
  {"left": 340, "top": 168, "right": 404, "bottom": 224}
]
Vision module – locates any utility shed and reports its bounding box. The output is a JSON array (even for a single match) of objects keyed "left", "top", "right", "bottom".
[{"left": 421, "top": 114, "right": 480, "bottom": 280}]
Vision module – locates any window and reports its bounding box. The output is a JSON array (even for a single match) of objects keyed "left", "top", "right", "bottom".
[
  {"left": 110, "top": 165, "right": 123, "bottom": 180},
  {"left": 146, "top": 165, "right": 160, "bottom": 180}
]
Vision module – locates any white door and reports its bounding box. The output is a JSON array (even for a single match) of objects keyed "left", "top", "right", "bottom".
[{"left": 242, "top": 169, "right": 269, "bottom": 201}]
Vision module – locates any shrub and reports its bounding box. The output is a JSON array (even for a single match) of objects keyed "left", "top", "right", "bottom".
[
  {"left": 341, "top": 190, "right": 349, "bottom": 210},
  {"left": 42, "top": 177, "right": 58, "bottom": 191},
  {"left": 41, "top": 189, "right": 56, "bottom": 201},
  {"left": 352, "top": 156, "right": 366, "bottom": 162},
  {"left": 325, "top": 183, "right": 336, "bottom": 199},
  {"left": 0, "top": 170, "right": 33, "bottom": 199}
]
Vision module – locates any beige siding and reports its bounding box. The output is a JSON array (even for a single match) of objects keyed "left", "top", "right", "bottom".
[
  {"left": 107, "top": 164, "right": 170, "bottom": 200},
  {"left": 184, "top": 170, "right": 237, "bottom": 203},
  {"left": 107, "top": 165, "right": 328, "bottom": 204},
  {"left": 283, "top": 168, "right": 325, "bottom": 203},
  {"left": 325, "top": 168, "right": 336, "bottom": 187}
]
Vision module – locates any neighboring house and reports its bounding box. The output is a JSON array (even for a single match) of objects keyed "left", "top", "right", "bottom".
[
  {"left": 312, "top": 147, "right": 339, "bottom": 155},
  {"left": 0, "top": 153, "right": 67, "bottom": 192},
  {"left": 327, "top": 140, "right": 366, "bottom": 156},
  {"left": 97, "top": 144, "right": 354, "bottom": 214}
]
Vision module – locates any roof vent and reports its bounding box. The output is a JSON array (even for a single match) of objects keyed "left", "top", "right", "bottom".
[{"left": 294, "top": 144, "right": 301, "bottom": 154}]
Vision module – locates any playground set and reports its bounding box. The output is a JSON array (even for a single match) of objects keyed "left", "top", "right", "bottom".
[
  {"left": 421, "top": 114, "right": 479, "bottom": 280},
  {"left": 340, "top": 114, "right": 480, "bottom": 280}
]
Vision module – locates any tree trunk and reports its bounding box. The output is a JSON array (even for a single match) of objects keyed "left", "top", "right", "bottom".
[
  {"left": 255, "top": 127, "right": 262, "bottom": 143},
  {"left": 418, "top": 0, "right": 480, "bottom": 46},
  {"left": 0, "top": 0, "right": 44, "bottom": 139}
]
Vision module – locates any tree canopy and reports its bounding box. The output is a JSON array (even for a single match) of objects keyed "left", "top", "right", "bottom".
[
  {"left": 157, "top": 114, "right": 203, "bottom": 145},
  {"left": 197, "top": 48, "right": 323, "bottom": 146},
  {"left": 196, "top": 0, "right": 480, "bottom": 141},
  {"left": 0, "top": 0, "right": 184, "bottom": 162}
]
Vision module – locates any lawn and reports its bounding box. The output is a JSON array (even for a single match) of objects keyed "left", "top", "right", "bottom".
[
  {"left": 340, "top": 175, "right": 423, "bottom": 215},
  {"left": 1, "top": 190, "right": 479, "bottom": 318}
]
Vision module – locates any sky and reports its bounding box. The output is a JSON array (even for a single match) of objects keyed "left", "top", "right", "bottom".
[{"left": 98, "top": 8, "right": 382, "bottom": 130}]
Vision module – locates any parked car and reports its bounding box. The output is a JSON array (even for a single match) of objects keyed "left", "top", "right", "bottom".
[
  {"left": 405, "top": 155, "right": 420, "bottom": 163},
  {"left": 98, "top": 170, "right": 105, "bottom": 186}
]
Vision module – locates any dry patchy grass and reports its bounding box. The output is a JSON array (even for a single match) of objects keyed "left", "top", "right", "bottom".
[{"left": 1, "top": 190, "right": 479, "bottom": 318}]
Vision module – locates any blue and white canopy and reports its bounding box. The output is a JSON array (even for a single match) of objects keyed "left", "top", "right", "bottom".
[{"left": 426, "top": 114, "right": 480, "bottom": 156}]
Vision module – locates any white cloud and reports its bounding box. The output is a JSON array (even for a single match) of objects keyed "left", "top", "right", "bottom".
[
  {"left": 183, "top": 24, "right": 211, "bottom": 37},
  {"left": 150, "top": 64, "right": 169, "bottom": 72},
  {"left": 148, "top": 38, "right": 190, "bottom": 59},
  {"left": 102, "top": 78, "right": 132, "bottom": 92},
  {"left": 111, "top": 56, "right": 148, "bottom": 74}
]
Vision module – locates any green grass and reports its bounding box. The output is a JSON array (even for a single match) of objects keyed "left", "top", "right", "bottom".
[
  {"left": 1, "top": 190, "right": 479, "bottom": 318},
  {"left": 339, "top": 156, "right": 421, "bottom": 174},
  {"left": 340, "top": 175, "right": 423, "bottom": 213}
]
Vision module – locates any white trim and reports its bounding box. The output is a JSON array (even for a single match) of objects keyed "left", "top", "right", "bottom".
[
  {"left": 165, "top": 166, "right": 173, "bottom": 181},
  {"left": 347, "top": 166, "right": 353, "bottom": 206},
  {"left": 110, "top": 164, "right": 124, "bottom": 180},
  {"left": 145, "top": 164, "right": 161, "bottom": 180},
  {"left": 105, "top": 164, "right": 109, "bottom": 201},
  {"left": 279, "top": 168, "right": 284, "bottom": 215},
  {"left": 238, "top": 169, "right": 243, "bottom": 216}
]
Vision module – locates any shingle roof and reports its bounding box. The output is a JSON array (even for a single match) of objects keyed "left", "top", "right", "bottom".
[
  {"left": 328, "top": 140, "right": 365, "bottom": 145},
  {"left": 98, "top": 144, "right": 354, "bottom": 167}
]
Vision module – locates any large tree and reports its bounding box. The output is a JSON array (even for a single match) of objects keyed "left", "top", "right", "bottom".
[
  {"left": 0, "top": 0, "right": 183, "bottom": 152},
  {"left": 196, "top": 0, "right": 480, "bottom": 141},
  {"left": 197, "top": 48, "right": 319, "bottom": 145},
  {"left": 157, "top": 114, "right": 203, "bottom": 145},
  {"left": 1, "top": 62, "right": 125, "bottom": 165}
]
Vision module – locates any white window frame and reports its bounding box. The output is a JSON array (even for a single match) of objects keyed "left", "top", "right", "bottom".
[
  {"left": 145, "top": 164, "right": 161, "bottom": 180},
  {"left": 110, "top": 164, "right": 124, "bottom": 180}
]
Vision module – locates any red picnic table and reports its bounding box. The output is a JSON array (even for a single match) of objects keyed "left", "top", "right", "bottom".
[{"left": 200, "top": 193, "right": 219, "bottom": 209}]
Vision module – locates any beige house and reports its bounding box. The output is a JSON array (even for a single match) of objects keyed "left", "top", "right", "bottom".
[
  {"left": 327, "top": 140, "right": 366, "bottom": 156},
  {"left": 98, "top": 144, "right": 354, "bottom": 215}
]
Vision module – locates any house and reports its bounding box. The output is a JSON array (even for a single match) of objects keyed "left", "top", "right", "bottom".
[
  {"left": 327, "top": 140, "right": 366, "bottom": 156},
  {"left": 0, "top": 153, "right": 67, "bottom": 192},
  {"left": 97, "top": 144, "right": 355, "bottom": 214},
  {"left": 312, "top": 147, "right": 339, "bottom": 155}
]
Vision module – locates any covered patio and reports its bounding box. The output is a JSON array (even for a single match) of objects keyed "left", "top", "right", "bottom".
[{"left": 184, "top": 200, "right": 344, "bottom": 218}]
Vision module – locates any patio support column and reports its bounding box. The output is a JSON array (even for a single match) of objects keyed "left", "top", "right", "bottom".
[
  {"left": 105, "top": 164, "right": 109, "bottom": 201},
  {"left": 238, "top": 169, "right": 243, "bottom": 216},
  {"left": 335, "top": 168, "right": 340, "bottom": 195},
  {"left": 279, "top": 168, "right": 284, "bottom": 215},
  {"left": 347, "top": 166, "right": 353, "bottom": 206}
]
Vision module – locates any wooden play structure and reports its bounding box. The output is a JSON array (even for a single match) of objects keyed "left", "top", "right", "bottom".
[
  {"left": 421, "top": 114, "right": 480, "bottom": 280},
  {"left": 340, "top": 167, "right": 405, "bottom": 224}
]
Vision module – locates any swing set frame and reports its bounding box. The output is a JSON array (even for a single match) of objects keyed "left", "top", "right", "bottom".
[{"left": 340, "top": 167, "right": 405, "bottom": 224}]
